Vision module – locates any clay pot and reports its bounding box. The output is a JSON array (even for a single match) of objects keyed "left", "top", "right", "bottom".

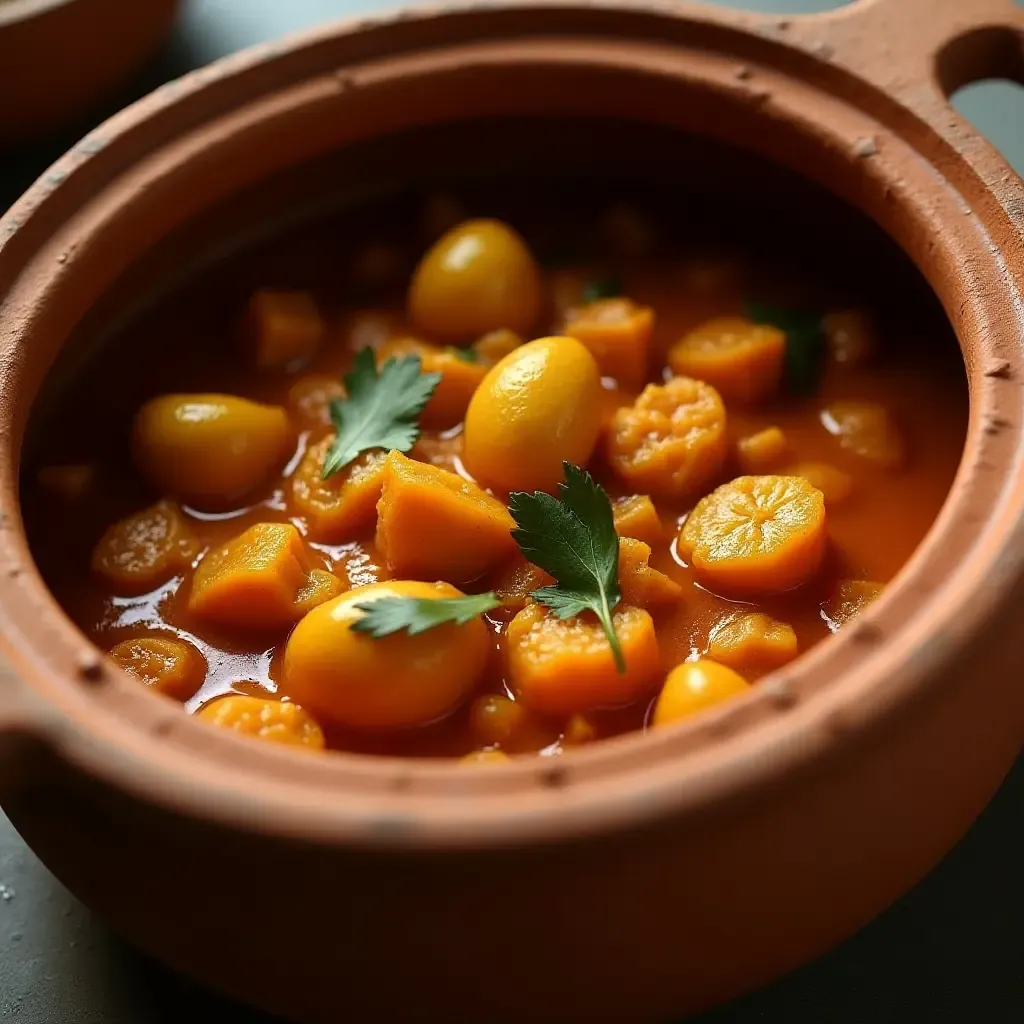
[
  {"left": 0, "top": 0, "right": 180, "bottom": 142},
  {"left": 2, "top": 0, "right": 1024, "bottom": 1019}
]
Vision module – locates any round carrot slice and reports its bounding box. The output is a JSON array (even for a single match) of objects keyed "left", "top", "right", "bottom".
[
  {"left": 678, "top": 475, "right": 827, "bottom": 596},
  {"left": 606, "top": 376, "right": 727, "bottom": 498},
  {"left": 668, "top": 316, "right": 785, "bottom": 403}
]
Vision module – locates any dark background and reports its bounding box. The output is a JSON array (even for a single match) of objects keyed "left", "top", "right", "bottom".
[{"left": 2, "top": 1, "right": 1023, "bottom": 1020}]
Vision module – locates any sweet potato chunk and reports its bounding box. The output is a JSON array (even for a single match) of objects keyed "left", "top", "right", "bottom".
[
  {"left": 198, "top": 695, "right": 325, "bottom": 750},
  {"left": 189, "top": 522, "right": 341, "bottom": 630},
  {"left": 618, "top": 538, "right": 683, "bottom": 608},
  {"left": 707, "top": 612, "right": 798, "bottom": 672},
  {"left": 736, "top": 426, "right": 787, "bottom": 474},
  {"left": 245, "top": 290, "right": 326, "bottom": 370},
  {"left": 291, "top": 437, "right": 388, "bottom": 542},
  {"left": 287, "top": 374, "right": 344, "bottom": 429},
  {"left": 612, "top": 494, "right": 663, "bottom": 546},
  {"left": 790, "top": 462, "right": 854, "bottom": 506},
  {"left": 378, "top": 336, "right": 488, "bottom": 429},
  {"left": 507, "top": 603, "right": 661, "bottom": 716},
  {"left": 821, "top": 401, "right": 904, "bottom": 469},
  {"left": 375, "top": 451, "right": 517, "bottom": 584},
  {"left": 823, "top": 309, "right": 876, "bottom": 367},
  {"left": 109, "top": 636, "right": 206, "bottom": 701},
  {"left": 490, "top": 557, "right": 554, "bottom": 614},
  {"left": 91, "top": 500, "right": 199, "bottom": 594},
  {"left": 563, "top": 297, "right": 655, "bottom": 390}
]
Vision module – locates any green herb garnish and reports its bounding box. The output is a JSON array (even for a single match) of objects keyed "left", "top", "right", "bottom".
[
  {"left": 351, "top": 592, "right": 500, "bottom": 638},
  {"left": 509, "top": 462, "right": 625, "bottom": 673},
  {"left": 322, "top": 347, "right": 442, "bottom": 479},
  {"left": 745, "top": 300, "right": 824, "bottom": 397},
  {"left": 582, "top": 276, "right": 623, "bottom": 303},
  {"left": 447, "top": 346, "right": 480, "bottom": 364}
]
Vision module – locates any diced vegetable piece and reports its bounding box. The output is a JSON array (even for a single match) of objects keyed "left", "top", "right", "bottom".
[
  {"left": 612, "top": 494, "right": 663, "bottom": 546},
  {"left": 292, "top": 437, "right": 388, "bottom": 542},
  {"left": 245, "top": 290, "right": 326, "bottom": 370},
  {"left": 823, "top": 310, "right": 876, "bottom": 366},
  {"left": 91, "top": 500, "right": 198, "bottom": 594},
  {"left": 132, "top": 394, "right": 293, "bottom": 509},
  {"left": 507, "top": 602, "right": 661, "bottom": 715},
  {"left": 707, "top": 612, "right": 798, "bottom": 672},
  {"left": 470, "top": 694, "right": 529, "bottom": 748},
  {"left": 563, "top": 297, "right": 655, "bottom": 391},
  {"left": 197, "top": 695, "right": 325, "bottom": 751},
  {"left": 282, "top": 580, "right": 490, "bottom": 729},
  {"left": 463, "top": 336, "right": 603, "bottom": 494},
  {"left": 37, "top": 463, "right": 95, "bottom": 501},
  {"left": 378, "top": 336, "right": 488, "bottom": 429},
  {"left": 287, "top": 374, "right": 344, "bottom": 429},
  {"left": 618, "top": 537, "right": 683, "bottom": 608},
  {"left": 109, "top": 636, "right": 206, "bottom": 701},
  {"left": 668, "top": 317, "right": 786, "bottom": 403},
  {"left": 653, "top": 659, "right": 750, "bottom": 726},
  {"left": 736, "top": 426, "right": 787, "bottom": 474},
  {"left": 821, "top": 401, "right": 905, "bottom": 469},
  {"left": 189, "top": 522, "right": 340, "bottom": 630},
  {"left": 679, "top": 476, "right": 827, "bottom": 596},
  {"left": 490, "top": 557, "right": 554, "bottom": 614},
  {"left": 461, "top": 749, "right": 510, "bottom": 765},
  {"left": 790, "top": 462, "right": 854, "bottom": 506},
  {"left": 376, "top": 452, "right": 517, "bottom": 584},
  {"left": 409, "top": 219, "right": 542, "bottom": 339},
  {"left": 550, "top": 268, "right": 588, "bottom": 317},
  {"left": 606, "top": 376, "right": 727, "bottom": 498},
  {"left": 344, "top": 309, "right": 399, "bottom": 351},
  {"left": 822, "top": 579, "right": 884, "bottom": 631},
  {"left": 296, "top": 569, "right": 345, "bottom": 614},
  {"left": 563, "top": 714, "right": 597, "bottom": 746},
  {"left": 473, "top": 328, "right": 523, "bottom": 364}
]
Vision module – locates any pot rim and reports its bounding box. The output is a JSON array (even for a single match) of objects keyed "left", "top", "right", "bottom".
[
  {"left": 0, "top": 0, "right": 79, "bottom": 28},
  {"left": 3, "top": 0, "right": 1024, "bottom": 851}
]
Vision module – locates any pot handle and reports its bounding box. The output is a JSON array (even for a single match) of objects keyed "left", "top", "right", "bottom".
[{"left": 788, "top": 0, "right": 1024, "bottom": 187}]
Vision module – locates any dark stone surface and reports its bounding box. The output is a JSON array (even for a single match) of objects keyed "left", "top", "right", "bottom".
[{"left": 2, "top": 1, "right": 1023, "bottom": 1020}]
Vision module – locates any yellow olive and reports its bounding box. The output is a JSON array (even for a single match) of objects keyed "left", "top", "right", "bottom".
[
  {"left": 652, "top": 659, "right": 750, "bottom": 726},
  {"left": 408, "top": 219, "right": 541, "bottom": 340},
  {"left": 282, "top": 580, "right": 490, "bottom": 730},
  {"left": 132, "top": 394, "right": 293, "bottom": 509},
  {"left": 463, "top": 336, "right": 602, "bottom": 493}
]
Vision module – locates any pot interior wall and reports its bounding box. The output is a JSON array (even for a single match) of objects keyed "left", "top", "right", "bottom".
[{"left": 23, "top": 115, "right": 963, "bottom": 457}]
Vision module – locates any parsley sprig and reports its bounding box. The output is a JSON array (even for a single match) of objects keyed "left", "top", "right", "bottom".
[
  {"left": 322, "top": 347, "right": 441, "bottom": 479},
  {"left": 509, "top": 462, "right": 625, "bottom": 672},
  {"left": 351, "top": 592, "right": 500, "bottom": 638}
]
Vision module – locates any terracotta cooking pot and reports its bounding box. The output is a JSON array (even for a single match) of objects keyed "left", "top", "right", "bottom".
[
  {"left": 3, "top": 0, "right": 1024, "bottom": 1019},
  {"left": 0, "top": 0, "right": 181, "bottom": 143}
]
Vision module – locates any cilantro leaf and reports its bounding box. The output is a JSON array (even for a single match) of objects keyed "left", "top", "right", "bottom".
[
  {"left": 322, "top": 347, "right": 442, "bottom": 479},
  {"left": 351, "top": 592, "right": 500, "bottom": 638},
  {"left": 446, "top": 345, "right": 480, "bottom": 364},
  {"left": 508, "top": 462, "right": 625, "bottom": 673},
  {"left": 582, "top": 276, "right": 623, "bottom": 303},
  {"left": 745, "top": 300, "right": 825, "bottom": 397}
]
